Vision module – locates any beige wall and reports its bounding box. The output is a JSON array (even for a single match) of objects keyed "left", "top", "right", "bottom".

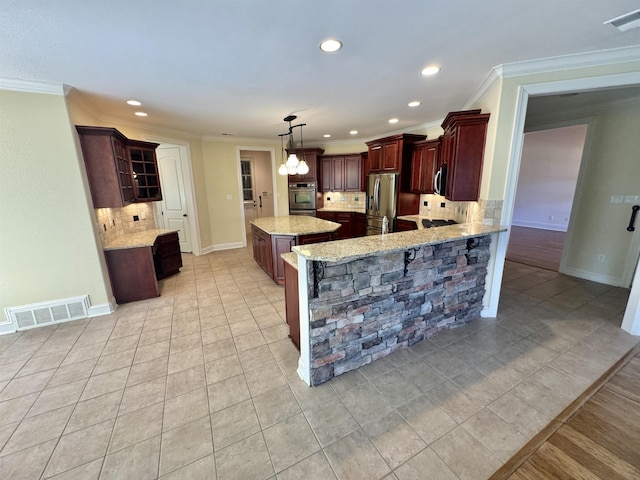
[{"left": 0, "top": 90, "right": 112, "bottom": 315}]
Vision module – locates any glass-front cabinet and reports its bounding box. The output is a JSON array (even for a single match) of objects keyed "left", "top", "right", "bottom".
[{"left": 129, "top": 141, "right": 162, "bottom": 201}]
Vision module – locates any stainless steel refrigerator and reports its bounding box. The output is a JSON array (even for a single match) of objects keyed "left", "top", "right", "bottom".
[{"left": 366, "top": 173, "right": 398, "bottom": 235}]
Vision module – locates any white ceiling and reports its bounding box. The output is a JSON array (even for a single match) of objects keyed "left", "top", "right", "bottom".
[{"left": 2, "top": 1, "right": 640, "bottom": 142}]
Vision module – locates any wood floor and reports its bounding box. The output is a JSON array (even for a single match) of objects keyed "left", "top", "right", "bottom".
[
  {"left": 506, "top": 226, "right": 565, "bottom": 271},
  {"left": 496, "top": 349, "right": 640, "bottom": 479}
]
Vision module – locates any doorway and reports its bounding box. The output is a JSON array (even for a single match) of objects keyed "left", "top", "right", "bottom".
[
  {"left": 507, "top": 124, "right": 587, "bottom": 271},
  {"left": 491, "top": 73, "right": 640, "bottom": 336},
  {"left": 238, "top": 149, "right": 276, "bottom": 239}
]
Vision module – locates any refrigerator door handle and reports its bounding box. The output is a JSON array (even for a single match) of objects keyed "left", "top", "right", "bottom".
[{"left": 374, "top": 178, "right": 380, "bottom": 213}]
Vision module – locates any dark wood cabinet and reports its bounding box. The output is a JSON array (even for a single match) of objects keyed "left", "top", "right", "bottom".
[
  {"left": 284, "top": 260, "right": 300, "bottom": 351},
  {"left": 395, "top": 219, "right": 418, "bottom": 231},
  {"left": 286, "top": 148, "right": 324, "bottom": 182},
  {"left": 129, "top": 141, "right": 162, "bottom": 201},
  {"left": 76, "top": 126, "right": 162, "bottom": 208},
  {"left": 153, "top": 232, "right": 182, "bottom": 280},
  {"left": 271, "top": 235, "right": 296, "bottom": 285},
  {"left": 319, "top": 154, "right": 363, "bottom": 192},
  {"left": 365, "top": 134, "right": 425, "bottom": 175},
  {"left": 251, "top": 224, "right": 336, "bottom": 285},
  {"left": 251, "top": 225, "right": 273, "bottom": 277},
  {"left": 440, "top": 110, "right": 490, "bottom": 201},
  {"left": 315, "top": 211, "right": 367, "bottom": 239},
  {"left": 353, "top": 212, "right": 366, "bottom": 237},
  {"left": 410, "top": 139, "right": 441, "bottom": 194}
]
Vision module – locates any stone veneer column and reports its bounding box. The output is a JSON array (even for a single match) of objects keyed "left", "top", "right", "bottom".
[{"left": 307, "top": 235, "right": 491, "bottom": 386}]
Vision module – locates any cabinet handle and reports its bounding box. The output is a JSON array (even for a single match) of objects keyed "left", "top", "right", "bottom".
[
  {"left": 183, "top": 213, "right": 188, "bottom": 217},
  {"left": 628, "top": 205, "right": 639, "bottom": 232}
]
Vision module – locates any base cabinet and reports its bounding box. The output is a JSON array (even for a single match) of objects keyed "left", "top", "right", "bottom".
[
  {"left": 251, "top": 225, "right": 336, "bottom": 285},
  {"left": 153, "top": 232, "right": 183, "bottom": 280},
  {"left": 105, "top": 232, "right": 182, "bottom": 304},
  {"left": 284, "top": 261, "right": 300, "bottom": 351},
  {"left": 316, "top": 211, "right": 367, "bottom": 239}
]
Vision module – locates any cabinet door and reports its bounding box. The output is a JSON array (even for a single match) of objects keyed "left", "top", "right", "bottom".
[
  {"left": 368, "top": 144, "right": 382, "bottom": 172},
  {"left": 272, "top": 235, "right": 296, "bottom": 285},
  {"left": 381, "top": 142, "right": 400, "bottom": 171},
  {"left": 320, "top": 156, "right": 333, "bottom": 191},
  {"left": 129, "top": 146, "right": 162, "bottom": 201},
  {"left": 284, "top": 261, "right": 300, "bottom": 351},
  {"left": 411, "top": 140, "right": 439, "bottom": 193},
  {"left": 335, "top": 212, "right": 353, "bottom": 239},
  {"left": 353, "top": 213, "right": 366, "bottom": 237},
  {"left": 331, "top": 156, "right": 344, "bottom": 191},
  {"left": 344, "top": 155, "right": 362, "bottom": 191}
]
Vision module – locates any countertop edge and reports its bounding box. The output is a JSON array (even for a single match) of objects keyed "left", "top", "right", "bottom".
[
  {"left": 292, "top": 223, "right": 507, "bottom": 263},
  {"left": 251, "top": 217, "right": 340, "bottom": 236},
  {"left": 103, "top": 229, "right": 179, "bottom": 251}
]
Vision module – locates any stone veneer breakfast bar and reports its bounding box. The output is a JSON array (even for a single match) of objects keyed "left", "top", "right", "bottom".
[{"left": 290, "top": 223, "right": 507, "bottom": 386}]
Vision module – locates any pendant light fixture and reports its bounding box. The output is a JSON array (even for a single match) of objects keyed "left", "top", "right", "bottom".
[{"left": 278, "top": 115, "right": 309, "bottom": 176}]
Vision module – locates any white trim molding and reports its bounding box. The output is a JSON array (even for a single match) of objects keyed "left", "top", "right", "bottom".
[{"left": 0, "top": 77, "right": 66, "bottom": 95}]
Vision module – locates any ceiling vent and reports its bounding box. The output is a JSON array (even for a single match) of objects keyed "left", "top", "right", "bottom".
[{"left": 604, "top": 9, "right": 640, "bottom": 32}]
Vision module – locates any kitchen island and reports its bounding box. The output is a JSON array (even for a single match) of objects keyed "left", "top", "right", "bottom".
[
  {"left": 289, "top": 223, "right": 507, "bottom": 386},
  {"left": 251, "top": 216, "right": 340, "bottom": 285}
]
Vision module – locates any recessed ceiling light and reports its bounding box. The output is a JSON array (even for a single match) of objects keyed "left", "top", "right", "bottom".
[
  {"left": 349, "top": 130, "right": 358, "bottom": 135},
  {"left": 319, "top": 39, "right": 342, "bottom": 53},
  {"left": 389, "top": 118, "right": 399, "bottom": 124},
  {"left": 127, "top": 100, "right": 142, "bottom": 106},
  {"left": 408, "top": 101, "right": 421, "bottom": 107},
  {"left": 134, "top": 112, "right": 148, "bottom": 117},
  {"left": 421, "top": 65, "right": 441, "bottom": 76},
  {"left": 323, "top": 134, "right": 331, "bottom": 138}
]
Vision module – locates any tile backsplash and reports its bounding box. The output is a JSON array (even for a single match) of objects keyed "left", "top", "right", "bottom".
[
  {"left": 322, "top": 191, "right": 366, "bottom": 210},
  {"left": 419, "top": 194, "right": 503, "bottom": 225},
  {"left": 95, "top": 203, "right": 156, "bottom": 246}
]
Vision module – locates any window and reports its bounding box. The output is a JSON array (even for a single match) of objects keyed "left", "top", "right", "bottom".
[{"left": 241, "top": 159, "right": 253, "bottom": 201}]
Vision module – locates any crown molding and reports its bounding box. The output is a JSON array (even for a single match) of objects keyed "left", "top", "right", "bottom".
[
  {"left": 464, "top": 45, "right": 640, "bottom": 109},
  {"left": 98, "top": 114, "right": 203, "bottom": 141},
  {"left": 0, "top": 77, "right": 65, "bottom": 95},
  {"left": 499, "top": 45, "right": 640, "bottom": 78}
]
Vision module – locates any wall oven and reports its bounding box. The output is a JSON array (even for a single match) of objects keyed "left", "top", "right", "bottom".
[{"left": 288, "top": 182, "right": 317, "bottom": 215}]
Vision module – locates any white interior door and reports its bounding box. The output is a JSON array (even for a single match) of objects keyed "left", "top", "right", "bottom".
[{"left": 156, "top": 145, "right": 192, "bottom": 252}]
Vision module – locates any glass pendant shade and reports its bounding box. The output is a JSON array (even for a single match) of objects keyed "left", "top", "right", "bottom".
[
  {"left": 278, "top": 163, "right": 288, "bottom": 175},
  {"left": 296, "top": 160, "right": 309, "bottom": 175},
  {"left": 286, "top": 153, "right": 299, "bottom": 168}
]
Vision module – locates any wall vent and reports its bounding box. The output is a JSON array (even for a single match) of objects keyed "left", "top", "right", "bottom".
[{"left": 4, "top": 295, "right": 90, "bottom": 331}]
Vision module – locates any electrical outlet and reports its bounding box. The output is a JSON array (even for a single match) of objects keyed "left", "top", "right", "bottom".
[
  {"left": 140, "top": 211, "right": 146, "bottom": 220},
  {"left": 102, "top": 224, "right": 106, "bottom": 231},
  {"left": 133, "top": 215, "right": 139, "bottom": 221},
  {"left": 226, "top": 194, "right": 232, "bottom": 200},
  {"left": 111, "top": 219, "right": 115, "bottom": 226},
  {"left": 597, "top": 254, "right": 605, "bottom": 262},
  {"left": 548, "top": 215, "right": 554, "bottom": 221},
  {"left": 354, "top": 197, "right": 359, "bottom": 201},
  {"left": 423, "top": 201, "right": 428, "bottom": 206},
  {"left": 440, "top": 202, "right": 445, "bottom": 208}
]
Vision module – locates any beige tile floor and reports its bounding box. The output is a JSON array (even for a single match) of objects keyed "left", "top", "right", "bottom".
[{"left": 0, "top": 245, "right": 637, "bottom": 480}]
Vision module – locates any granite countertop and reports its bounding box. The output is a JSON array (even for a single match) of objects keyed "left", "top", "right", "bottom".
[
  {"left": 292, "top": 222, "right": 507, "bottom": 262},
  {"left": 103, "top": 229, "right": 179, "bottom": 251},
  {"left": 281, "top": 252, "right": 298, "bottom": 269},
  {"left": 317, "top": 207, "right": 366, "bottom": 214},
  {"left": 251, "top": 216, "right": 340, "bottom": 236}
]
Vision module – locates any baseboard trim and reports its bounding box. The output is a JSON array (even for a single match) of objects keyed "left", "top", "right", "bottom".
[
  {"left": 488, "top": 344, "right": 639, "bottom": 480},
  {"left": 511, "top": 221, "right": 567, "bottom": 232},
  {"left": 88, "top": 301, "right": 116, "bottom": 317},
  {"left": 560, "top": 266, "right": 623, "bottom": 287},
  {"left": 202, "top": 241, "right": 246, "bottom": 254}
]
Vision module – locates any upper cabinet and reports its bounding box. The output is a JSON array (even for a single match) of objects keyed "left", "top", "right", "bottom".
[
  {"left": 365, "top": 134, "right": 426, "bottom": 177},
  {"left": 410, "top": 138, "right": 440, "bottom": 194},
  {"left": 286, "top": 147, "right": 324, "bottom": 182},
  {"left": 320, "top": 154, "right": 363, "bottom": 192},
  {"left": 76, "top": 126, "right": 161, "bottom": 208},
  {"left": 129, "top": 140, "right": 162, "bottom": 201},
  {"left": 440, "top": 110, "right": 490, "bottom": 202},
  {"left": 366, "top": 134, "right": 425, "bottom": 174}
]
